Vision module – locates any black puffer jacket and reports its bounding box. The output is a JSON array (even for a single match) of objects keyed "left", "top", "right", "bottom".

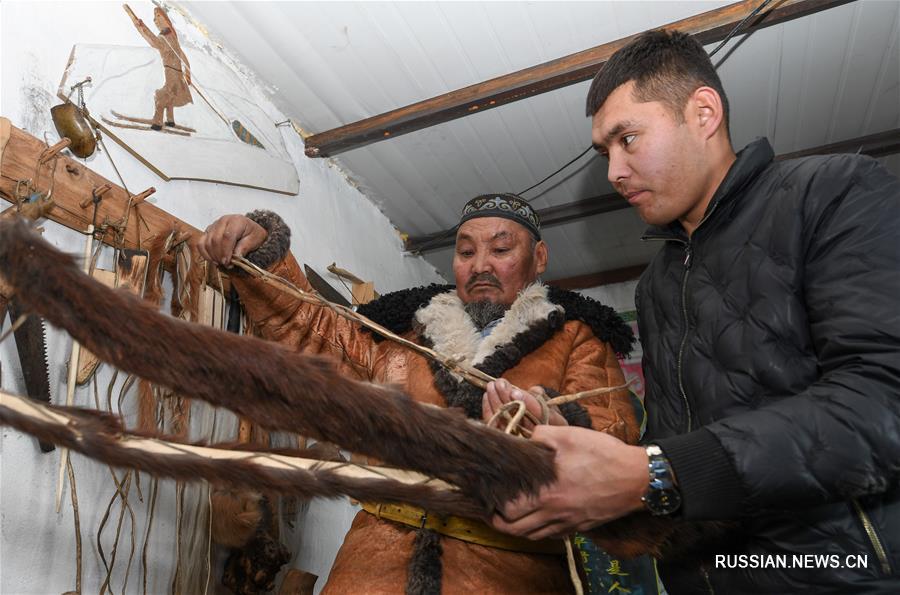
[{"left": 637, "top": 138, "right": 900, "bottom": 593}]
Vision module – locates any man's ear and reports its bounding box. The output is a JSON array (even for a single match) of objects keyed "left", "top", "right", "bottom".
[
  {"left": 534, "top": 240, "right": 548, "bottom": 276},
  {"left": 690, "top": 86, "right": 726, "bottom": 140}
]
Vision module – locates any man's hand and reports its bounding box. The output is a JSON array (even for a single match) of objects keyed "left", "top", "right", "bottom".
[
  {"left": 482, "top": 379, "right": 568, "bottom": 429},
  {"left": 491, "top": 425, "right": 649, "bottom": 540},
  {"left": 197, "top": 215, "right": 267, "bottom": 267}
]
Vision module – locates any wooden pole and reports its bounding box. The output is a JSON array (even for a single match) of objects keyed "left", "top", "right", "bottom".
[
  {"left": 0, "top": 118, "right": 224, "bottom": 289},
  {"left": 303, "top": 0, "right": 855, "bottom": 157}
]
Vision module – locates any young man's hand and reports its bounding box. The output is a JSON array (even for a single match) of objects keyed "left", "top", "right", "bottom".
[{"left": 491, "top": 425, "right": 649, "bottom": 540}]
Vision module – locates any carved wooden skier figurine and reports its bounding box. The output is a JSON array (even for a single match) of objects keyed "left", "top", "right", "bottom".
[{"left": 124, "top": 4, "right": 192, "bottom": 131}]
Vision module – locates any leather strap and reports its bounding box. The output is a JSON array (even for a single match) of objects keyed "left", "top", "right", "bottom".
[{"left": 361, "top": 502, "right": 565, "bottom": 556}]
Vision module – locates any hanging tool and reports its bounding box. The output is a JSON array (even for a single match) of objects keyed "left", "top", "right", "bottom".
[
  {"left": 0, "top": 196, "right": 56, "bottom": 452},
  {"left": 51, "top": 77, "right": 96, "bottom": 159},
  {"left": 326, "top": 263, "right": 379, "bottom": 305},
  {"left": 303, "top": 264, "right": 352, "bottom": 308},
  {"left": 4, "top": 298, "right": 55, "bottom": 452}
]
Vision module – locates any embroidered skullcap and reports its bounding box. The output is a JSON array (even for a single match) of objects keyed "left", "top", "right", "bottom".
[{"left": 458, "top": 193, "right": 541, "bottom": 240}]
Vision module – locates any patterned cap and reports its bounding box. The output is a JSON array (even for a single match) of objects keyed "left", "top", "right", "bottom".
[{"left": 458, "top": 193, "right": 541, "bottom": 240}]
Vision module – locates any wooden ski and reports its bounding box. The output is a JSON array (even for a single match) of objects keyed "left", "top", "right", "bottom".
[
  {"left": 100, "top": 115, "right": 191, "bottom": 137},
  {"left": 111, "top": 110, "right": 196, "bottom": 133}
]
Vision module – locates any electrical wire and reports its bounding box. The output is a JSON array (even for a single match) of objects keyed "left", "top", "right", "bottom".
[
  {"left": 514, "top": 0, "right": 777, "bottom": 198},
  {"left": 708, "top": 0, "right": 776, "bottom": 57},
  {"left": 517, "top": 145, "right": 594, "bottom": 196},
  {"left": 406, "top": 226, "right": 458, "bottom": 254}
]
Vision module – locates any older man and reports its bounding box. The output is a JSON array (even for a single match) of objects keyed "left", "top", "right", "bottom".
[{"left": 199, "top": 193, "right": 640, "bottom": 593}]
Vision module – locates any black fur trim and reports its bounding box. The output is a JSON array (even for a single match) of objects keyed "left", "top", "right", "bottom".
[
  {"left": 244, "top": 210, "right": 291, "bottom": 270},
  {"left": 424, "top": 311, "right": 566, "bottom": 419},
  {"left": 542, "top": 386, "right": 592, "bottom": 429},
  {"left": 358, "top": 285, "right": 634, "bottom": 357},
  {"left": 357, "top": 284, "right": 452, "bottom": 341},
  {"left": 559, "top": 401, "right": 592, "bottom": 428},
  {"left": 405, "top": 528, "right": 442, "bottom": 595}
]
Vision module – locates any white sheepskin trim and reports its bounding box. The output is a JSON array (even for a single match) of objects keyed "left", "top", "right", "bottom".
[
  {"left": 473, "top": 283, "right": 562, "bottom": 365},
  {"left": 414, "top": 283, "right": 562, "bottom": 371},
  {"left": 415, "top": 291, "right": 481, "bottom": 370}
]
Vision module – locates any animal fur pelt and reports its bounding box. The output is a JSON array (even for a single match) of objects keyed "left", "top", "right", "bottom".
[
  {"left": 0, "top": 389, "right": 485, "bottom": 518},
  {"left": 0, "top": 218, "right": 553, "bottom": 511},
  {"left": 0, "top": 219, "right": 725, "bottom": 560}
]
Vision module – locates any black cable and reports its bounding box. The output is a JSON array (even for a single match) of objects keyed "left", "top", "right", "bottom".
[
  {"left": 517, "top": 145, "right": 594, "bottom": 196},
  {"left": 709, "top": 0, "right": 776, "bottom": 57},
  {"left": 407, "top": 226, "right": 459, "bottom": 254},
  {"left": 513, "top": 0, "right": 777, "bottom": 200}
]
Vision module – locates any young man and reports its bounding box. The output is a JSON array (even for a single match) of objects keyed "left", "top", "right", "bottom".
[
  {"left": 491, "top": 30, "right": 900, "bottom": 593},
  {"left": 199, "top": 194, "right": 641, "bottom": 593}
]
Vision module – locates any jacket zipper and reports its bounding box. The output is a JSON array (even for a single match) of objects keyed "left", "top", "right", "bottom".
[
  {"left": 673, "top": 196, "right": 728, "bottom": 432},
  {"left": 700, "top": 563, "right": 715, "bottom": 594},
  {"left": 641, "top": 234, "right": 695, "bottom": 432},
  {"left": 677, "top": 243, "right": 694, "bottom": 432},
  {"left": 851, "top": 499, "right": 893, "bottom": 575}
]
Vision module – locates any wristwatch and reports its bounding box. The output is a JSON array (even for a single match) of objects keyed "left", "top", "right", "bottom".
[{"left": 642, "top": 444, "right": 682, "bottom": 516}]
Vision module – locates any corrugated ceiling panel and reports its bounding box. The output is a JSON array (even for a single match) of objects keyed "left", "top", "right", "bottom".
[
  {"left": 184, "top": 1, "right": 899, "bottom": 283},
  {"left": 832, "top": 2, "right": 899, "bottom": 139}
]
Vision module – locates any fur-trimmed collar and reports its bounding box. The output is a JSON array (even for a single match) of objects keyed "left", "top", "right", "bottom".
[
  {"left": 414, "top": 283, "right": 562, "bottom": 368},
  {"left": 357, "top": 283, "right": 634, "bottom": 357},
  {"left": 358, "top": 282, "right": 632, "bottom": 422}
]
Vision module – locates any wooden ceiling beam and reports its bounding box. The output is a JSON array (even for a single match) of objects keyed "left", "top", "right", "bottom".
[
  {"left": 548, "top": 264, "right": 648, "bottom": 291},
  {"left": 304, "top": 0, "right": 854, "bottom": 158},
  {"left": 405, "top": 191, "right": 624, "bottom": 253},
  {"left": 775, "top": 127, "right": 900, "bottom": 161},
  {"left": 405, "top": 127, "right": 900, "bottom": 253}
]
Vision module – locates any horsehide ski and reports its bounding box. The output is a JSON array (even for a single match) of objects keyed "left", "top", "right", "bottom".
[
  {"left": 0, "top": 218, "right": 720, "bottom": 560},
  {"left": 0, "top": 219, "right": 554, "bottom": 512}
]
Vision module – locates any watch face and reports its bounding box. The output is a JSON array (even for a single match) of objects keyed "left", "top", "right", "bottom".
[{"left": 645, "top": 487, "right": 682, "bottom": 516}]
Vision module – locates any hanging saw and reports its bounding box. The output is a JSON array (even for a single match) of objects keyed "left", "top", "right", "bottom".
[
  {"left": 0, "top": 196, "right": 55, "bottom": 452},
  {"left": 1, "top": 292, "right": 55, "bottom": 454}
]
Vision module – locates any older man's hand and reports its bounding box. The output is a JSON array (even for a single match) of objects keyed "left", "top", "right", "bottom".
[
  {"left": 490, "top": 425, "right": 649, "bottom": 540},
  {"left": 482, "top": 379, "right": 568, "bottom": 429},
  {"left": 198, "top": 214, "right": 267, "bottom": 267}
]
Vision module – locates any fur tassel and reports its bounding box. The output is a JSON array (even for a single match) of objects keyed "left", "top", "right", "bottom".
[{"left": 405, "top": 529, "right": 442, "bottom": 595}]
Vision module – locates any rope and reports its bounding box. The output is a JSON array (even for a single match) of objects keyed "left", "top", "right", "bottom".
[
  {"left": 229, "top": 255, "right": 629, "bottom": 409},
  {"left": 564, "top": 537, "right": 585, "bottom": 595},
  {"left": 66, "top": 456, "right": 84, "bottom": 595}
]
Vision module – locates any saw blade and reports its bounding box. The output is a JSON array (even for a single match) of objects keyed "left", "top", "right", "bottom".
[{"left": 7, "top": 298, "right": 55, "bottom": 452}]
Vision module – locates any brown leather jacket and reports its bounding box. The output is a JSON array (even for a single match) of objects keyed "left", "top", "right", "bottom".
[{"left": 234, "top": 253, "right": 641, "bottom": 594}]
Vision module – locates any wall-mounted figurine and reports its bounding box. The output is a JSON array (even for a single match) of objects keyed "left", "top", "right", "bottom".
[
  {"left": 120, "top": 5, "right": 194, "bottom": 134},
  {"left": 56, "top": 3, "right": 298, "bottom": 194}
]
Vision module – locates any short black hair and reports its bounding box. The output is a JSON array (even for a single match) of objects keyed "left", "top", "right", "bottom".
[{"left": 585, "top": 29, "right": 729, "bottom": 132}]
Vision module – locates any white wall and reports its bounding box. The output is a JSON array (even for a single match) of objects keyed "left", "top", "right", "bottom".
[{"left": 0, "top": 2, "right": 444, "bottom": 594}]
